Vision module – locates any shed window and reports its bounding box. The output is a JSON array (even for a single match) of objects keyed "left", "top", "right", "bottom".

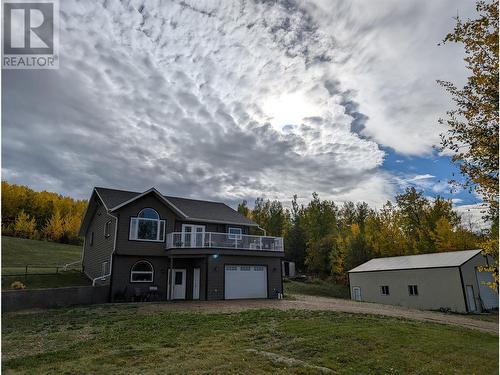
[
  {"left": 408, "top": 285, "right": 418, "bottom": 296},
  {"left": 380, "top": 285, "right": 390, "bottom": 295},
  {"left": 129, "top": 208, "right": 165, "bottom": 241},
  {"left": 89, "top": 231, "right": 94, "bottom": 246},
  {"left": 228, "top": 227, "right": 242, "bottom": 240},
  {"left": 130, "top": 261, "right": 154, "bottom": 282}
]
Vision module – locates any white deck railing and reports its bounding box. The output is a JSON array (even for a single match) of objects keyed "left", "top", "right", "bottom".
[{"left": 166, "top": 232, "right": 284, "bottom": 252}]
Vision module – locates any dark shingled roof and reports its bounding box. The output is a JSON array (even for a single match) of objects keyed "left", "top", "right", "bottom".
[{"left": 94, "top": 187, "right": 257, "bottom": 226}]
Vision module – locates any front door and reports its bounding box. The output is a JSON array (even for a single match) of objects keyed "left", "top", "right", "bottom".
[
  {"left": 466, "top": 285, "right": 477, "bottom": 312},
  {"left": 352, "top": 287, "right": 362, "bottom": 301},
  {"left": 167, "top": 269, "right": 186, "bottom": 300},
  {"left": 182, "top": 224, "right": 205, "bottom": 247}
]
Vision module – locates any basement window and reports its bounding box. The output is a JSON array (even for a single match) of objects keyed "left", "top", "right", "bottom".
[
  {"left": 380, "top": 285, "right": 390, "bottom": 295},
  {"left": 130, "top": 261, "right": 154, "bottom": 283},
  {"left": 408, "top": 285, "right": 418, "bottom": 296}
]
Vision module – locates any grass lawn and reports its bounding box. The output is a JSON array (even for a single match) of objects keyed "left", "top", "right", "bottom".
[
  {"left": 2, "top": 236, "right": 82, "bottom": 267},
  {"left": 284, "top": 279, "right": 349, "bottom": 299},
  {"left": 2, "top": 306, "right": 498, "bottom": 374},
  {"left": 2, "top": 236, "right": 89, "bottom": 290},
  {"left": 2, "top": 270, "right": 91, "bottom": 290}
]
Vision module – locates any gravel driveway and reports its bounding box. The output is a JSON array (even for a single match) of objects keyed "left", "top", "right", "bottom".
[{"left": 139, "top": 294, "right": 498, "bottom": 334}]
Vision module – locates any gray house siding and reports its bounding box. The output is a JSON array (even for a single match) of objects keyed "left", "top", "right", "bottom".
[
  {"left": 110, "top": 255, "right": 207, "bottom": 301},
  {"left": 80, "top": 188, "right": 284, "bottom": 303},
  {"left": 109, "top": 254, "right": 282, "bottom": 301},
  {"left": 114, "top": 193, "right": 178, "bottom": 256},
  {"left": 82, "top": 201, "right": 116, "bottom": 285},
  {"left": 206, "top": 255, "right": 282, "bottom": 300}
]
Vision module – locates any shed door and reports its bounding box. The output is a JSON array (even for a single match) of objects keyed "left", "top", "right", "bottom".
[
  {"left": 224, "top": 265, "right": 267, "bottom": 299},
  {"left": 352, "top": 287, "right": 362, "bottom": 301},
  {"left": 476, "top": 270, "right": 498, "bottom": 310},
  {"left": 466, "top": 285, "right": 477, "bottom": 312}
]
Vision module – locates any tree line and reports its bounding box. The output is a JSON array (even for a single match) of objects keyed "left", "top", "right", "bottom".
[
  {"left": 0, "top": 181, "right": 488, "bottom": 282},
  {"left": 2, "top": 181, "right": 87, "bottom": 245},
  {"left": 240, "top": 187, "right": 484, "bottom": 282}
]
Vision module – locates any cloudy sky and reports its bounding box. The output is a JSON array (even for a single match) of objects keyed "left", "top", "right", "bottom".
[{"left": 2, "top": 0, "right": 484, "bottom": 221}]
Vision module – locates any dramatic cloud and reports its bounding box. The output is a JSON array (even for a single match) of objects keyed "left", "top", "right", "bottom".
[{"left": 2, "top": 0, "right": 476, "bottom": 209}]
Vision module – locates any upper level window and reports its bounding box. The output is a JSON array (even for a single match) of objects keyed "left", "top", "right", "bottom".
[
  {"left": 228, "top": 227, "right": 242, "bottom": 240},
  {"left": 129, "top": 208, "right": 165, "bottom": 241},
  {"left": 130, "top": 261, "right": 154, "bottom": 282},
  {"left": 380, "top": 286, "right": 390, "bottom": 295},
  {"left": 104, "top": 220, "right": 112, "bottom": 238}
]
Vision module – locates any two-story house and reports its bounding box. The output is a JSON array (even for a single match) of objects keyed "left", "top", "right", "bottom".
[{"left": 79, "top": 187, "right": 284, "bottom": 301}]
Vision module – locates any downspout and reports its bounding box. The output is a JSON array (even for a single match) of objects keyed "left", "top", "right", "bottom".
[
  {"left": 92, "top": 212, "right": 118, "bottom": 286},
  {"left": 258, "top": 226, "right": 267, "bottom": 236}
]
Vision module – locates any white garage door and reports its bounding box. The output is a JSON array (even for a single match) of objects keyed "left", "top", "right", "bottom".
[{"left": 225, "top": 265, "right": 268, "bottom": 299}]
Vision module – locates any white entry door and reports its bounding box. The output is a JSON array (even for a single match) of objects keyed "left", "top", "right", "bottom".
[
  {"left": 193, "top": 267, "right": 200, "bottom": 300},
  {"left": 224, "top": 265, "right": 267, "bottom": 299},
  {"left": 168, "top": 269, "right": 186, "bottom": 300},
  {"left": 466, "top": 285, "right": 477, "bottom": 312},
  {"left": 182, "top": 224, "right": 205, "bottom": 247},
  {"left": 352, "top": 287, "right": 362, "bottom": 301}
]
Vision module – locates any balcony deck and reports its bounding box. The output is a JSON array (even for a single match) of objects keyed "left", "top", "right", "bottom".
[{"left": 166, "top": 232, "right": 284, "bottom": 252}]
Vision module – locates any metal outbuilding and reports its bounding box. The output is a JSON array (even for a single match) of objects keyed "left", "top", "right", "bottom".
[{"left": 348, "top": 250, "right": 498, "bottom": 312}]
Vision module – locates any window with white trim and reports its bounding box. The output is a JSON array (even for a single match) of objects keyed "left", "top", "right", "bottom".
[
  {"left": 228, "top": 227, "right": 242, "bottom": 240},
  {"left": 101, "top": 261, "right": 109, "bottom": 276},
  {"left": 380, "top": 285, "right": 390, "bottom": 295},
  {"left": 130, "top": 261, "right": 154, "bottom": 282},
  {"left": 104, "top": 220, "right": 112, "bottom": 238},
  {"left": 129, "top": 208, "right": 165, "bottom": 241},
  {"left": 408, "top": 285, "right": 418, "bottom": 296}
]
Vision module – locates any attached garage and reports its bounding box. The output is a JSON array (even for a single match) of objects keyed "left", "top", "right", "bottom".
[
  {"left": 224, "top": 265, "right": 268, "bottom": 299},
  {"left": 348, "top": 249, "right": 498, "bottom": 313}
]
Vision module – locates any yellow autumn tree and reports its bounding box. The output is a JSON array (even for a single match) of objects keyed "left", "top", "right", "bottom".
[
  {"left": 13, "top": 210, "right": 37, "bottom": 239},
  {"left": 43, "top": 210, "right": 64, "bottom": 242},
  {"left": 438, "top": 0, "right": 499, "bottom": 288}
]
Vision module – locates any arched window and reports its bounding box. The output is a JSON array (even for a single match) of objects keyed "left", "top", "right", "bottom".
[
  {"left": 138, "top": 208, "right": 159, "bottom": 220},
  {"left": 130, "top": 261, "right": 154, "bottom": 282},
  {"left": 129, "top": 208, "right": 165, "bottom": 241}
]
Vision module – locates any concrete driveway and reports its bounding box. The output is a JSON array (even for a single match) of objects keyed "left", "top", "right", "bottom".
[{"left": 138, "top": 294, "right": 499, "bottom": 335}]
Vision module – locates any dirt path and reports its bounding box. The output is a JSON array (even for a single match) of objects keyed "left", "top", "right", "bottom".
[{"left": 138, "top": 294, "right": 498, "bottom": 334}]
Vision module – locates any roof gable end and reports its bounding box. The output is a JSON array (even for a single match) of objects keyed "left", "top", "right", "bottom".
[{"left": 109, "top": 188, "right": 188, "bottom": 218}]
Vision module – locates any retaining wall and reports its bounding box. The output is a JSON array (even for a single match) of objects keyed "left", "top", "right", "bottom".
[{"left": 2, "top": 285, "right": 109, "bottom": 312}]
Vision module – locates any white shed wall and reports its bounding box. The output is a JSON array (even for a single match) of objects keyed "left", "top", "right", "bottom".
[{"left": 349, "top": 267, "right": 467, "bottom": 312}]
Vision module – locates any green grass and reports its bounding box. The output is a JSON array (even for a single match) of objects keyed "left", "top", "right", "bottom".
[
  {"left": 2, "top": 306, "right": 497, "bottom": 374},
  {"left": 2, "top": 236, "right": 88, "bottom": 290},
  {"left": 2, "top": 236, "right": 82, "bottom": 267},
  {"left": 2, "top": 270, "right": 91, "bottom": 290},
  {"left": 284, "top": 279, "right": 349, "bottom": 299}
]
